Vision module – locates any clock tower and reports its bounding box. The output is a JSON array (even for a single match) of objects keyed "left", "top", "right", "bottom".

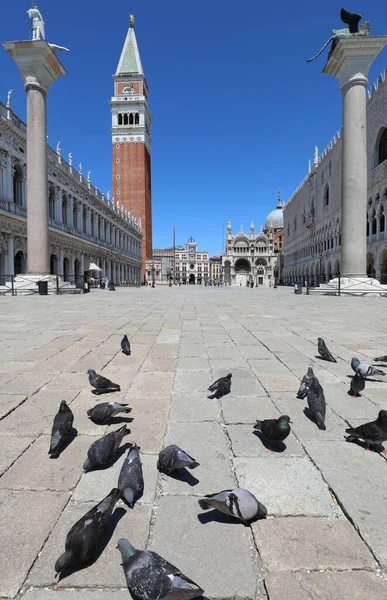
[{"left": 111, "top": 15, "right": 152, "bottom": 278}]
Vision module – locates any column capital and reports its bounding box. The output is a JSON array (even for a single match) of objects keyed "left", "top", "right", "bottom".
[
  {"left": 2, "top": 40, "right": 66, "bottom": 94},
  {"left": 323, "top": 36, "right": 387, "bottom": 89}
]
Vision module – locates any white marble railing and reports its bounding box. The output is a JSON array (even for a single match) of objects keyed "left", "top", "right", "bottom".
[{"left": 0, "top": 198, "right": 27, "bottom": 218}]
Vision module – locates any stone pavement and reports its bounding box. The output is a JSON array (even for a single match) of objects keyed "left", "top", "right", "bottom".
[{"left": 0, "top": 286, "right": 387, "bottom": 599}]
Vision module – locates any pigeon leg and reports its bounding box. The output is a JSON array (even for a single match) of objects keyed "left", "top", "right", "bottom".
[{"left": 266, "top": 444, "right": 273, "bottom": 452}]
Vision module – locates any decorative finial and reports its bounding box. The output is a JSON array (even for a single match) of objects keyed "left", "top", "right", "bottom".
[
  {"left": 313, "top": 146, "right": 318, "bottom": 166},
  {"left": 308, "top": 159, "right": 311, "bottom": 173},
  {"left": 276, "top": 187, "right": 283, "bottom": 209},
  {"left": 107, "top": 191, "right": 111, "bottom": 201},
  {"left": 260, "top": 225, "right": 263, "bottom": 232},
  {"left": 87, "top": 171, "right": 91, "bottom": 182},
  {"left": 68, "top": 152, "right": 72, "bottom": 166},
  {"left": 227, "top": 219, "right": 232, "bottom": 233},
  {"left": 6, "top": 90, "right": 13, "bottom": 108},
  {"left": 240, "top": 224, "right": 243, "bottom": 233},
  {"left": 56, "top": 141, "right": 61, "bottom": 156},
  {"left": 250, "top": 220, "right": 254, "bottom": 233},
  {"left": 79, "top": 162, "right": 82, "bottom": 174},
  {"left": 130, "top": 14, "right": 135, "bottom": 27}
]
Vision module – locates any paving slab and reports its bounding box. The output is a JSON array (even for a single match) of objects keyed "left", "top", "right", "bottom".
[
  {"left": 0, "top": 434, "right": 91, "bottom": 492},
  {"left": 0, "top": 393, "right": 27, "bottom": 420},
  {"left": 23, "top": 590, "right": 129, "bottom": 599},
  {"left": 0, "top": 489, "right": 68, "bottom": 597},
  {"left": 0, "top": 435, "right": 33, "bottom": 476},
  {"left": 234, "top": 456, "right": 337, "bottom": 517},
  {"left": 211, "top": 367, "right": 267, "bottom": 396},
  {"left": 149, "top": 343, "right": 179, "bottom": 358},
  {"left": 228, "top": 424, "right": 305, "bottom": 457},
  {"left": 258, "top": 374, "right": 301, "bottom": 392},
  {"left": 151, "top": 495, "right": 258, "bottom": 599},
  {"left": 140, "top": 357, "right": 177, "bottom": 372},
  {"left": 306, "top": 439, "right": 387, "bottom": 567},
  {"left": 169, "top": 392, "right": 221, "bottom": 422},
  {"left": 162, "top": 421, "right": 235, "bottom": 495},
  {"left": 0, "top": 373, "right": 52, "bottom": 396},
  {"left": 264, "top": 571, "right": 387, "bottom": 600},
  {"left": 221, "top": 394, "right": 275, "bottom": 424},
  {"left": 254, "top": 517, "right": 375, "bottom": 571},
  {"left": 0, "top": 395, "right": 63, "bottom": 437},
  {"left": 128, "top": 371, "right": 174, "bottom": 397},
  {"left": 173, "top": 370, "right": 212, "bottom": 393},
  {"left": 27, "top": 501, "right": 151, "bottom": 588}
]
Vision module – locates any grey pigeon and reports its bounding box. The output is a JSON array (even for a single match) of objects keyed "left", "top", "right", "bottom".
[
  {"left": 117, "top": 538, "right": 204, "bottom": 600},
  {"left": 48, "top": 401, "right": 74, "bottom": 458},
  {"left": 351, "top": 357, "right": 385, "bottom": 378},
  {"left": 87, "top": 402, "right": 131, "bottom": 425},
  {"left": 208, "top": 373, "right": 232, "bottom": 398},
  {"left": 306, "top": 376, "right": 326, "bottom": 430},
  {"left": 296, "top": 365, "right": 315, "bottom": 399},
  {"left": 253, "top": 415, "right": 292, "bottom": 450},
  {"left": 157, "top": 445, "right": 199, "bottom": 474},
  {"left": 346, "top": 410, "right": 387, "bottom": 452},
  {"left": 121, "top": 335, "right": 131, "bottom": 356},
  {"left": 87, "top": 369, "right": 121, "bottom": 394},
  {"left": 350, "top": 371, "right": 365, "bottom": 397},
  {"left": 83, "top": 425, "right": 130, "bottom": 472},
  {"left": 118, "top": 444, "right": 144, "bottom": 507},
  {"left": 317, "top": 338, "right": 337, "bottom": 362},
  {"left": 198, "top": 488, "right": 267, "bottom": 524},
  {"left": 374, "top": 355, "right": 387, "bottom": 363},
  {"left": 55, "top": 487, "right": 121, "bottom": 575}
]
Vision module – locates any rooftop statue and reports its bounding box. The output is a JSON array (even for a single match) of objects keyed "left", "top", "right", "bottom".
[
  {"left": 307, "top": 8, "right": 370, "bottom": 63},
  {"left": 27, "top": 3, "right": 45, "bottom": 41}
]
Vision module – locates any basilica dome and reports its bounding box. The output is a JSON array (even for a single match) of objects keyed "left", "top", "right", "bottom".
[{"left": 264, "top": 199, "right": 284, "bottom": 230}]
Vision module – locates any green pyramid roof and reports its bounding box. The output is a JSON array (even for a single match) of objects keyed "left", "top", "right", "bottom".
[{"left": 116, "top": 21, "right": 144, "bottom": 76}]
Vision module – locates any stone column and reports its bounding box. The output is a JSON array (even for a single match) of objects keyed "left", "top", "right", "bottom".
[
  {"left": 7, "top": 236, "right": 14, "bottom": 276},
  {"left": 5, "top": 154, "right": 12, "bottom": 201},
  {"left": 2, "top": 41, "right": 67, "bottom": 276},
  {"left": 56, "top": 188, "right": 63, "bottom": 222},
  {"left": 323, "top": 35, "right": 387, "bottom": 282},
  {"left": 59, "top": 248, "right": 64, "bottom": 278}
]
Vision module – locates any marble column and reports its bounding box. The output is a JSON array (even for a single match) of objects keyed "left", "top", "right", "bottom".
[
  {"left": 2, "top": 41, "right": 67, "bottom": 276},
  {"left": 323, "top": 35, "right": 387, "bottom": 280},
  {"left": 5, "top": 154, "right": 12, "bottom": 201},
  {"left": 56, "top": 188, "right": 63, "bottom": 222}
]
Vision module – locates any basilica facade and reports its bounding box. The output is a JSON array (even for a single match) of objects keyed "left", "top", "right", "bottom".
[
  {"left": 0, "top": 102, "right": 143, "bottom": 285},
  {"left": 222, "top": 198, "right": 284, "bottom": 286},
  {"left": 282, "top": 70, "right": 387, "bottom": 286}
]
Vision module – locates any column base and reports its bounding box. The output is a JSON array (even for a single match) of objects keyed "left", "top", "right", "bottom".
[
  {"left": 8, "top": 275, "right": 76, "bottom": 295},
  {"left": 315, "top": 277, "right": 387, "bottom": 297}
]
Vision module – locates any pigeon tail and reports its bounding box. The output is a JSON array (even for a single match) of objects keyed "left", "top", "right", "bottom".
[
  {"left": 315, "top": 413, "right": 326, "bottom": 430},
  {"left": 198, "top": 498, "right": 212, "bottom": 510},
  {"left": 110, "top": 382, "right": 121, "bottom": 390},
  {"left": 374, "top": 356, "right": 387, "bottom": 362},
  {"left": 253, "top": 420, "right": 262, "bottom": 430},
  {"left": 187, "top": 460, "right": 200, "bottom": 470}
]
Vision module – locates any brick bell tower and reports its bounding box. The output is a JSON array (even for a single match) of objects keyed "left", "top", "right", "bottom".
[{"left": 111, "top": 14, "right": 152, "bottom": 278}]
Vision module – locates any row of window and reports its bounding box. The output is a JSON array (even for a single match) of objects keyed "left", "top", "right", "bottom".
[{"left": 117, "top": 113, "right": 140, "bottom": 126}]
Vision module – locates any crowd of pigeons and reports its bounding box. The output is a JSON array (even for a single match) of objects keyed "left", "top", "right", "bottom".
[{"left": 47, "top": 333, "right": 387, "bottom": 599}]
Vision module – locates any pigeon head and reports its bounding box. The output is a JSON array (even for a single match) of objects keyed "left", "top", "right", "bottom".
[
  {"left": 318, "top": 338, "right": 324, "bottom": 345},
  {"left": 351, "top": 358, "right": 360, "bottom": 367},
  {"left": 87, "top": 369, "right": 96, "bottom": 376},
  {"left": 83, "top": 458, "right": 92, "bottom": 472},
  {"left": 116, "top": 538, "right": 137, "bottom": 561},
  {"left": 279, "top": 415, "right": 292, "bottom": 428},
  {"left": 86, "top": 408, "right": 92, "bottom": 420},
  {"left": 59, "top": 400, "right": 69, "bottom": 412},
  {"left": 307, "top": 365, "right": 314, "bottom": 374},
  {"left": 55, "top": 550, "right": 73, "bottom": 574},
  {"left": 227, "top": 373, "right": 232, "bottom": 379},
  {"left": 377, "top": 410, "right": 387, "bottom": 423}
]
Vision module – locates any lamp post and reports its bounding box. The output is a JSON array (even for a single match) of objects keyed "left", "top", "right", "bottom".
[{"left": 151, "top": 261, "right": 155, "bottom": 288}]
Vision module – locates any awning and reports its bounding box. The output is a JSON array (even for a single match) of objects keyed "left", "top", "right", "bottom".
[{"left": 89, "top": 262, "right": 102, "bottom": 271}]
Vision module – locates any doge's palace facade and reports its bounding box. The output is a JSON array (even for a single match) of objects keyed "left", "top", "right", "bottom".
[{"left": 0, "top": 102, "right": 142, "bottom": 284}]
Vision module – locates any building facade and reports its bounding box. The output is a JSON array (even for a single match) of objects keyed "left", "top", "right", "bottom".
[
  {"left": 282, "top": 71, "right": 387, "bottom": 286},
  {"left": 111, "top": 16, "right": 152, "bottom": 279},
  {"left": 152, "top": 248, "right": 174, "bottom": 282},
  {"left": 222, "top": 198, "right": 284, "bottom": 286},
  {"left": 0, "top": 102, "right": 142, "bottom": 284},
  {"left": 145, "top": 237, "right": 209, "bottom": 284},
  {"left": 209, "top": 256, "right": 222, "bottom": 282}
]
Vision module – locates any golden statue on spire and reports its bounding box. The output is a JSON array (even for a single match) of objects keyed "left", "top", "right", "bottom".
[{"left": 130, "top": 14, "right": 135, "bottom": 26}]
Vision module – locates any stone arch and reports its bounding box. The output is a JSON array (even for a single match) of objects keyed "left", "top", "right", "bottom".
[
  {"left": 374, "top": 127, "right": 387, "bottom": 167},
  {"left": 63, "top": 256, "right": 70, "bottom": 282},
  {"left": 50, "top": 253, "right": 58, "bottom": 275},
  {"left": 14, "top": 250, "right": 25, "bottom": 275},
  {"left": 378, "top": 249, "right": 387, "bottom": 284},
  {"left": 367, "top": 251, "right": 376, "bottom": 277},
  {"left": 234, "top": 258, "right": 251, "bottom": 272},
  {"left": 224, "top": 260, "right": 231, "bottom": 285},
  {"left": 13, "top": 162, "right": 24, "bottom": 206},
  {"left": 255, "top": 257, "right": 267, "bottom": 266}
]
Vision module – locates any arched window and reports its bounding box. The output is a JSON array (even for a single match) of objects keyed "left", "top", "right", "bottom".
[
  {"left": 366, "top": 220, "right": 370, "bottom": 237},
  {"left": 123, "top": 113, "right": 128, "bottom": 125},
  {"left": 49, "top": 188, "right": 56, "bottom": 219},
  {"left": 13, "top": 163, "right": 24, "bottom": 206},
  {"left": 378, "top": 128, "right": 387, "bottom": 165},
  {"left": 135, "top": 113, "right": 139, "bottom": 125},
  {"left": 83, "top": 208, "right": 87, "bottom": 233},
  {"left": 118, "top": 113, "right": 123, "bottom": 125},
  {"left": 62, "top": 196, "right": 68, "bottom": 225},
  {"left": 372, "top": 216, "right": 377, "bottom": 235},
  {"left": 73, "top": 203, "right": 78, "bottom": 230},
  {"left": 324, "top": 185, "right": 329, "bottom": 207},
  {"left": 129, "top": 113, "right": 134, "bottom": 125},
  {"left": 380, "top": 213, "right": 385, "bottom": 233}
]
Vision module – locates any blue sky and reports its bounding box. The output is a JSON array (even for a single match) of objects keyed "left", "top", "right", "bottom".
[{"left": 1, "top": 1, "right": 386, "bottom": 256}]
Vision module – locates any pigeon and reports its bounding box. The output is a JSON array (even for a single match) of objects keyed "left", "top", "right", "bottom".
[
  {"left": 306, "top": 376, "right": 326, "bottom": 430},
  {"left": 117, "top": 538, "right": 204, "bottom": 600},
  {"left": 118, "top": 444, "right": 144, "bottom": 508},
  {"left": 296, "top": 365, "right": 315, "bottom": 399},
  {"left": 253, "top": 415, "right": 292, "bottom": 450},
  {"left": 351, "top": 357, "right": 385, "bottom": 378},
  {"left": 87, "top": 369, "right": 121, "bottom": 394},
  {"left": 346, "top": 410, "right": 387, "bottom": 452},
  {"left": 55, "top": 487, "right": 121, "bottom": 575},
  {"left": 121, "top": 335, "right": 131, "bottom": 356},
  {"left": 83, "top": 425, "right": 130, "bottom": 472},
  {"left": 317, "top": 338, "right": 337, "bottom": 362},
  {"left": 208, "top": 373, "right": 232, "bottom": 398},
  {"left": 48, "top": 401, "right": 74, "bottom": 458},
  {"left": 87, "top": 402, "right": 131, "bottom": 425},
  {"left": 198, "top": 488, "right": 267, "bottom": 524},
  {"left": 350, "top": 371, "right": 366, "bottom": 397},
  {"left": 157, "top": 445, "right": 199, "bottom": 474},
  {"left": 374, "top": 355, "right": 387, "bottom": 363}
]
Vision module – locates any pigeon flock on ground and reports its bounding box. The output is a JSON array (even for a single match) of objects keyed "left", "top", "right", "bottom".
[{"left": 47, "top": 335, "right": 387, "bottom": 598}]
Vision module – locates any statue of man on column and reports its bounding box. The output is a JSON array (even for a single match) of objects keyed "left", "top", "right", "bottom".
[{"left": 27, "top": 3, "right": 45, "bottom": 41}]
